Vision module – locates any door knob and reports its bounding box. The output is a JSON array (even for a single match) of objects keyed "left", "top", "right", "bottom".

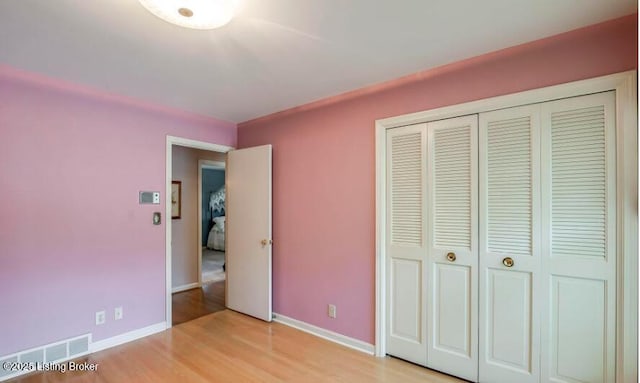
[
  {"left": 502, "top": 257, "right": 514, "bottom": 267},
  {"left": 261, "top": 239, "right": 273, "bottom": 247},
  {"left": 446, "top": 252, "right": 456, "bottom": 262}
]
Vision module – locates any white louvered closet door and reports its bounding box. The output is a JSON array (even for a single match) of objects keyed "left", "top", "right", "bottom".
[
  {"left": 385, "top": 123, "right": 428, "bottom": 366},
  {"left": 540, "top": 92, "right": 616, "bottom": 383},
  {"left": 426, "top": 116, "right": 478, "bottom": 381},
  {"left": 479, "top": 105, "right": 541, "bottom": 383}
]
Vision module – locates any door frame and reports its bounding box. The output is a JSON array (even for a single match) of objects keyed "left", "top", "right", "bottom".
[
  {"left": 374, "top": 71, "right": 637, "bottom": 382},
  {"left": 197, "top": 160, "right": 226, "bottom": 286},
  {"left": 166, "top": 135, "right": 233, "bottom": 328}
]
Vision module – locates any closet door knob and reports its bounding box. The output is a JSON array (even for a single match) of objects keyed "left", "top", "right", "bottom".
[
  {"left": 502, "top": 257, "right": 514, "bottom": 267},
  {"left": 261, "top": 239, "right": 273, "bottom": 247},
  {"left": 446, "top": 252, "right": 456, "bottom": 262}
]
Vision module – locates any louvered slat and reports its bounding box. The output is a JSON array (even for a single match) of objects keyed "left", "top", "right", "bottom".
[
  {"left": 391, "top": 132, "right": 423, "bottom": 246},
  {"left": 551, "top": 106, "right": 606, "bottom": 258},
  {"left": 433, "top": 125, "right": 471, "bottom": 249},
  {"left": 487, "top": 116, "right": 532, "bottom": 256}
]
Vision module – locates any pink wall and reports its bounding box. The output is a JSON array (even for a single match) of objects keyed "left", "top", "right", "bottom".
[
  {"left": 0, "top": 65, "right": 236, "bottom": 356},
  {"left": 237, "top": 14, "right": 637, "bottom": 344}
]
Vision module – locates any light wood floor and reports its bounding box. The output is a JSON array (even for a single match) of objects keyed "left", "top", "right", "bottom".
[
  {"left": 12, "top": 310, "right": 465, "bottom": 383},
  {"left": 172, "top": 280, "right": 226, "bottom": 325}
]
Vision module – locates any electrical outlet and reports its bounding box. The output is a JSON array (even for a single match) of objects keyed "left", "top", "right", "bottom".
[
  {"left": 328, "top": 304, "right": 337, "bottom": 319},
  {"left": 95, "top": 311, "right": 106, "bottom": 325},
  {"left": 115, "top": 307, "right": 123, "bottom": 321}
]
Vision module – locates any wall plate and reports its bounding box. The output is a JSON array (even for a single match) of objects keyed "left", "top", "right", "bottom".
[{"left": 139, "top": 191, "right": 160, "bottom": 204}]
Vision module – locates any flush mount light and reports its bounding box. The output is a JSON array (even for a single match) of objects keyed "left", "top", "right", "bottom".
[{"left": 138, "top": 0, "right": 241, "bottom": 30}]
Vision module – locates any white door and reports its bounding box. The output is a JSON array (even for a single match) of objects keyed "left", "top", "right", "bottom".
[
  {"left": 385, "top": 123, "right": 428, "bottom": 366},
  {"left": 540, "top": 92, "right": 616, "bottom": 383},
  {"left": 226, "top": 144, "right": 273, "bottom": 322},
  {"left": 426, "top": 115, "right": 478, "bottom": 381},
  {"left": 479, "top": 105, "right": 541, "bottom": 383}
]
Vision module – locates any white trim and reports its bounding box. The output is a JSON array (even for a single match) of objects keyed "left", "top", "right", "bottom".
[
  {"left": 166, "top": 135, "right": 234, "bottom": 329},
  {"left": 198, "top": 159, "right": 225, "bottom": 287},
  {"left": 273, "top": 313, "right": 375, "bottom": 355},
  {"left": 614, "top": 72, "right": 638, "bottom": 383},
  {"left": 374, "top": 71, "right": 637, "bottom": 382},
  {"left": 89, "top": 322, "right": 166, "bottom": 353},
  {"left": 171, "top": 282, "right": 200, "bottom": 294},
  {"left": 374, "top": 120, "right": 386, "bottom": 357},
  {"left": 202, "top": 163, "right": 225, "bottom": 170},
  {"left": 167, "top": 136, "right": 233, "bottom": 153}
]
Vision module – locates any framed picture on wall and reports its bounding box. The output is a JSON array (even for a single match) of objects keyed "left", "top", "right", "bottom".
[{"left": 171, "top": 181, "right": 182, "bottom": 219}]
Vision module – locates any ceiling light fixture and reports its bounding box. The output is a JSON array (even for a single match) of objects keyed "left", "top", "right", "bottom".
[{"left": 138, "top": 0, "right": 241, "bottom": 30}]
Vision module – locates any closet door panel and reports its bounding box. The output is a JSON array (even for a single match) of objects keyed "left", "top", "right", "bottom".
[
  {"left": 385, "top": 123, "right": 428, "bottom": 366},
  {"left": 540, "top": 91, "right": 616, "bottom": 383},
  {"left": 485, "top": 269, "right": 532, "bottom": 371},
  {"left": 389, "top": 258, "right": 423, "bottom": 343},
  {"left": 479, "top": 105, "right": 541, "bottom": 383},
  {"left": 432, "top": 263, "right": 471, "bottom": 355},
  {"left": 426, "top": 115, "right": 478, "bottom": 382},
  {"left": 549, "top": 276, "right": 607, "bottom": 383}
]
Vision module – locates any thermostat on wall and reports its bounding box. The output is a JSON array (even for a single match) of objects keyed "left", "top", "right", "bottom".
[{"left": 139, "top": 191, "right": 160, "bottom": 204}]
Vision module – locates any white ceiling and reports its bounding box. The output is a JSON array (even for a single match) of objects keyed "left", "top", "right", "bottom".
[{"left": 0, "top": 1, "right": 636, "bottom": 122}]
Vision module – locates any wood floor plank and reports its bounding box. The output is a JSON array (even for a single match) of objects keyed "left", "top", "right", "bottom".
[
  {"left": 171, "top": 280, "right": 226, "bottom": 326},
  {"left": 11, "top": 310, "right": 465, "bottom": 383}
]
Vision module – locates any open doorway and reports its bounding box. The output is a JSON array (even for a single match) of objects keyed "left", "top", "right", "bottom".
[
  {"left": 166, "top": 136, "right": 232, "bottom": 327},
  {"left": 200, "top": 161, "right": 226, "bottom": 285},
  {"left": 166, "top": 136, "right": 274, "bottom": 328}
]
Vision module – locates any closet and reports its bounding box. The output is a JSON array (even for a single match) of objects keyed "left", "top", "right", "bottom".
[{"left": 385, "top": 91, "right": 617, "bottom": 383}]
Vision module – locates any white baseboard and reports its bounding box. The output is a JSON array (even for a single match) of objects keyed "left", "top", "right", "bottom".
[
  {"left": 273, "top": 313, "right": 374, "bottom": 355},
  {"left": 171, "top": 282, "right": 200, "bottom": 293},
  {"left": 89, "top": 322, "right": 166, "bottom": 353}
]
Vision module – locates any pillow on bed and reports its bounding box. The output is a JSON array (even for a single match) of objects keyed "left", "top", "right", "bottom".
[{"left": 212, "top": 216, "right": 225, "bottom": 232}]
